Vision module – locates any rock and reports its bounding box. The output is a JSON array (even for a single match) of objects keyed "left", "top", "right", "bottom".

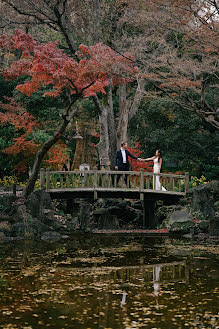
[
  {"left": 84, "top": 227, "right": 91, "bottom": 233},
  {"left": 16, "top": 204, "right": 28, "bottom": 222},
  {"left": 198, "top": 220, "right": 210, "bottom": 232},
  {"left": 61, "top": 235, "right": 69, "bottom": 239},
  {"left": 66, "top": 217, "right": 79, "bottom": 231},
  {"left": 0, "top": 194, "right": 17, "bottom": 214},
  {"left": 93, "top": 208, "right": 109, "bottom": 216},
  {"left": 0, "top": 232, "right": 6, "bottom": 239},
  {"left": 0, "top": 221, "right": 10, "bottom": 235},
  {"left": 182, "top": 233, "right": 193, "bottom": 239},
  {"left": 98, "top": 213, "right": 120, "bottom": 230},
  {"left": 187, "top": 180, "right": 219, "bottom": 220},
  {"left": 10, "top": 220, "right": 50, "bottom": 238},
  {"left": 41, "top": 231, "right": 62, "bottom": 241},
  {"left": 168, "top": 209, "right": 193, "bottom": 225},
  {"left": 166, "top": 209, "right": 194, "bottom": 234},
  {"left": 27, "top": 190, "right": 55, "bottom": 221},
  {"left": 187, "top": 181, "right": 219, "bottom": 236},
  {"left": 132, "top": 200, "right": 142, "bottom": 210},
  {"left": 79, "top": 200, "right": 91, "bottom": 231},
  {"left": 105, "top": 206, "right": 122, "bottom": 216}
]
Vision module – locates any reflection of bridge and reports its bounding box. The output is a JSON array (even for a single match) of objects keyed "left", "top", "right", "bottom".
[
  {"left": 110, "top": 261, "right": 189, "bottom": 284},
  {"left": 40, "top": 168, "right": 189, "bottom": 227},
  {"left": 57, "top": 261, "right": 189, "bottom": 285},
  {"left": 54, "top": 261, "right": 189, "bottom": 328}
]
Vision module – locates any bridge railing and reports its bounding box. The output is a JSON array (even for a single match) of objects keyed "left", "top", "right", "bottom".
[{"left": 40, "top": 168, "right": 189, "bottom": 194}]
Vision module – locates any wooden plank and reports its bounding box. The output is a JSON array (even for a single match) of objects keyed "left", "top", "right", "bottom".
[
  {"left": 84, "top": 172, "right": 88, "bottom": 187},
  {"left": 121, "top": 174, "right": 125, "bottom": 188},
  {"left": 66, "top": 173, "right": 70, "bottom": 188},
  {"left": 133, "top": 175, "right": 136, "bottom": 189},
  {"left": 114, "top": 174, "right": 117, "bottom": 188},
  {"left": 40, "top": 168, "right": 44, "bottom": 190},
  {"left": 106, "top": 173, "right": 109, "bottom": 188},
  {"left": 185, "top": 172, "right": 189, "bottom": 193},
  {"left": 60, "top": 174, "right": 64, "bottom": 188},
  {"left": 48, "top": 169, "right": 185, "bottom": 179},
  {"left": 94, "top": 168, "right": 97, "bottom": 199},
  {"left": 54, "top": 174, "right": 57, "bottom": 188},
  {"left": 140, "top": 168, "right": 144, "bottom": 192},
  {"left": 127, "top": 175, "right": 130, "bottom": 188},
  {"left": 146, "top": 175, "right": 150, "bottom": 189},
  {"left": 169, "top": 177, "right": 173, "bottom": 191},
  {"left": 46, "top": 168, "right": 50, "bottom": 191},
  {"left": 72, "top": 173, "right": 76, "bottom": 188},
  {"left": 48, "top": 187, "right": 185, "bottom": 196}
]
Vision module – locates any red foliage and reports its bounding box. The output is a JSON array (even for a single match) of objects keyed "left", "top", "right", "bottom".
[
  {"left": 0, "top": 30, "right": 138, "bottom": 98},
  {"left": 0, "top": 97, "right": 71, "bottom": 172},
  {"left": 0, "top": 98, "right": 37, "bottom": 133},
  {"left": 44, "top": 142, "right": 70, "bottom": 170},
  {"left": 3, "top": 136, "right": 38, "bottom": 155},
  {"left": 0, "top": 98, "right": 39, "bottom": 160},
  {"left": 128, "top": 142, "right": 153, "bottom": 172}
]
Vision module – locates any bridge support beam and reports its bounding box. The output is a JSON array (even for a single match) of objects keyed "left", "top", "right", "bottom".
[{"left": 142, "top": 197, "right": 156, "bottom": 229}]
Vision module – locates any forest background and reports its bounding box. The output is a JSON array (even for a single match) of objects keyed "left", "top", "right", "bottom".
[{"left": 0, "top": 0, "right": 218, "bottom": 197}]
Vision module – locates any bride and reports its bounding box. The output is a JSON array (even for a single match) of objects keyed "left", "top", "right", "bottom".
[{"left": 141, "top": 150, "right": 166, "bottom": 191}]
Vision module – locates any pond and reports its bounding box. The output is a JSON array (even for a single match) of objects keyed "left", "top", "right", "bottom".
[{"left": 0, "top": 235, "right": 219, "bottom": 328}]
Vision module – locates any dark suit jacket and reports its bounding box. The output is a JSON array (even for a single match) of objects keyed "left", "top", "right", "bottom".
[{"left": 114, "top": 149, "right": 138, "bottom": 169}]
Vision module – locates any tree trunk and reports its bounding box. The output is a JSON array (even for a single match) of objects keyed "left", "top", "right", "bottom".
[
  {"left": 22, "top": 105, "right": 78, "bottom": 198},
  {"left": 96, "top": 84, "right": 117, "bottom": 169},
  {"left": 96, "top": 104, "right": 111, "bottom": 169},
  {"left": 116, "top": 85, "right": 131, "bottom": 148},
  {"left": 95, "top": 81, "right": 145, "bottom": 169},
  {"left": 93, "top": 0, "right": 100, "bottom": 43},
  {"left": 107, "top": 83, "right": 117, "bottom": 169}
]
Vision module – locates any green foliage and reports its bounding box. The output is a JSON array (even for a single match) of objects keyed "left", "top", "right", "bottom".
[
  {"left": 14, "top": 87, "right": 64, "bottom": 121},
  {"left": 31, "top": 130, "right": 51, "bottom": 143},
  {"left": 129, "top": 98, "right": 218, "bottom": 180}
]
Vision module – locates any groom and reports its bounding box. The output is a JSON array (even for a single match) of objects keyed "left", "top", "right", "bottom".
[{"left": 114, "top": 142, "right": 141, "bottom": 185}]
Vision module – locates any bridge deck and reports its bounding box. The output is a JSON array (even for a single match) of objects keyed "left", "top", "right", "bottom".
[{"left": 40, "top": 168, "right": 189, "bottom": 201}]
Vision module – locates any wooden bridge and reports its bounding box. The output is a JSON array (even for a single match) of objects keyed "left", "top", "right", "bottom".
[
  {"left": 40, "top": 168, "right": 189, "bottom": 201},
  {"left": 40, "top": 168, "right": 189, "bottom": 228}
]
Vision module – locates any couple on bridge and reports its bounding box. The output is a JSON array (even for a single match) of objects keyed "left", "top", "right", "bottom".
[{"left": 115, "top": 142, "right": 166, "bottom": 191}]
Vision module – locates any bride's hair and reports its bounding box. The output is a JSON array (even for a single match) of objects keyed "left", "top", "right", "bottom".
[{"left": 156, "top": 150, "right": 162, "bottom": 162}]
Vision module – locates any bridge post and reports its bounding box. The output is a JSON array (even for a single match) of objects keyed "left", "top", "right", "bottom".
[
  {"left": 40, "top": 168, "right": 44, "bottom": 190},
  {"left": 140, "top": 168, "right": 144, "bottom": 201},
  {"left": 141, "top": 197, "right": 146, "bottom": 228},
  {"left": 94, "top": 168, "right": 98, "bottom": 199},
  {"left": 142, "top": 198, "right": 156, "bottom": 229},
  {"left": 46, "top": 168, "right": 50, "bottom": 192},
  {"left": 185, "top": 172, "right": 189, "bottom": 193}
]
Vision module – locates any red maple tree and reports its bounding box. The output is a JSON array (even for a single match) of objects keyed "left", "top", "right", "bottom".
[{"left": 0, "top": 30, "right": 137, "bottom": 197}]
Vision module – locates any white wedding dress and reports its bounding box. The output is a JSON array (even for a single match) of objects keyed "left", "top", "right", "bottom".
[{"left": 153, "top": 157, "right": 166, "bottom": 191}]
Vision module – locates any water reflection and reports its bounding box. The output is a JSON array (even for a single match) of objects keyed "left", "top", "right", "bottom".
[{"left": 0, "top": 236, "right": 218, "bottom": 329}]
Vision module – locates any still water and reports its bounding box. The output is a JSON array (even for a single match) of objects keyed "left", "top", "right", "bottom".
[{"left": 0, "top": 235, "right": 218, "bottom": 329}]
